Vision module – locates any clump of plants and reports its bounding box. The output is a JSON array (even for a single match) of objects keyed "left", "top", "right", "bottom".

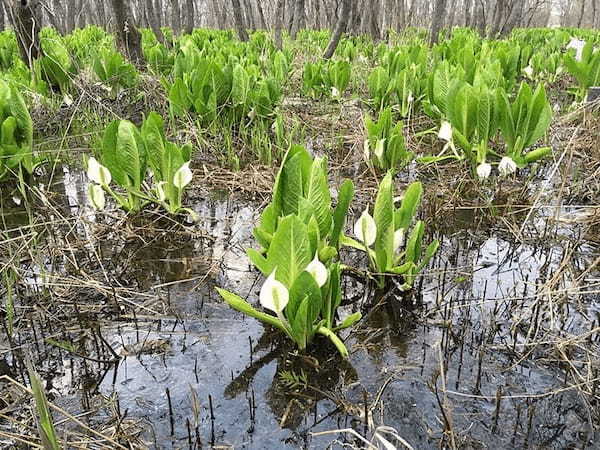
[
  {"left": 92, "top": 48, "right": 138, "bottom": 98},
  {"left": 344, "top": 173, "right": 439, "bottom": 290},
  {"left": 86, "top": 112, "right": 194, "bottom": 216},
  {"left": 217, "top": 146, "right": 358, "bottom": 356},
  {"left": 302, "top": 60, "right": 351, "bottom": 99},
  {"left": 0, "top": 80, "right": 36, "bottom": 181},
  {"left": 217, "top": 147, "right": 439, "bottom": 356},
  {"left": 363, "top": 107, "right": 413, "bottom": 171}
]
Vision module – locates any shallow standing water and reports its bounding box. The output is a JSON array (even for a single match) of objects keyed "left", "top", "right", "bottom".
[{"left": 1, "top": 166, "right": 599, "bottom": 449}]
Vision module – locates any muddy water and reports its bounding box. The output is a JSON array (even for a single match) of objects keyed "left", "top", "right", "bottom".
[{"left": 1, "top": 168, "right": 599, "bottom": 449}]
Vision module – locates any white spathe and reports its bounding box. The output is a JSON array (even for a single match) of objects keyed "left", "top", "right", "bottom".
[
  {"left": 173, "top": 162, "right": 193, "bottom": 189},
  {"left": 88, "top": 184, "right": 106, "bottom": 210},
  {"left": 156, "top": 181, "right": 167, "bottom": 202},
  {"left": 393, "top": 228, "right": 405, "bottom": 252},
  {"left": 476, "top": 162, "right": 492, "bottom": 179},
  {"left": 305, "top": 254, "right": 328, "bottom": 287},
  {"left": 259, "top": 270, "right": 289, "bottom": 313},
  {"left": 354, "top": 208, "right": 377, "bottom": 247},
  {"left": 331, "top": 87, "right": 340, "bottom": 98},
  {"left": 523, "top": 65, "right": 534, "bottom": 79},
  {"left": 87, "top": 157, "right": 111, "bottom": 186},
  {"left": 438, "top": 121, "right": 453, "bottom": 142},
  {"left": 374, "top": 139, "right": 386, "bottom": 160},
  {"left": 567, "top": 37, "right": 585, "bottom": 62},
  {"left": 498, "top": 157, "right": 517, "bottom": 176},
  {"left": 363, "top": 139, "right": 371, "bottom": 161}
]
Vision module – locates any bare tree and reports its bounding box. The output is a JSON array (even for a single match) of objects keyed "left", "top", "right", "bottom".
[
  {"left": 8, "top": 0, "right": 42, "bottom": 67},
  {"left": 323, "top": 0, "right": 350, "bottom": 59},
  {"left": 212, "top": 0, "right": 226, "bottom": 28},
  {"left": 172, "top": 0, "right": 181, "bottom": 32},
  {"left": 255, "top": 0, "right": 267, "bottom": 29},
  {"left": 110, "top": 0, "right": 143, "bottom": 64},
  {"left": 274, "top": 0, "right": 285, "bottom": 48},
  {"left": 465, "top": 0, "right": 473, "bottom": 26},
  {"left": 184, "top": 0, "right": 194, "bottom": 34},
  {"left": 145, "top": 0, "right": 167, "bottom": 43},
  {"left": 290, "top": 0, "right": 306, "bottom": 39},
  {"left": 577, "top": 0, "right": 586, "bottom": 27},
  {"left": 231, "top": 0, "right": 249, "bottom": 40},
  {"left": 430, "top": 0, "right": 447, "bottom": 45},
  {"left": 369, "top": 0, "right": 381, "bottom": 39},
  {"left": 97, "top": 0, "right": 107, "bottom": 28}
]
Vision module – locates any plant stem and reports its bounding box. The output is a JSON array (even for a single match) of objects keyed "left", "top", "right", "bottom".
[{"left": 317, "top": 326, "right": 348, "bottom": 358}]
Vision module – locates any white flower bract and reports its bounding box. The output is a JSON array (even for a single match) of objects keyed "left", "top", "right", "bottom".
[
  {"left": 498, "top": 156, "right": 517, "bottom": 177},
  {"left": 354, "top": 208, "right": 377, "bottom": 247},
  {"left": 476, "top": 162, "right": 492, "bottom": 179},
  {"left": 259, "top": 270, "right": 289, "bottom": 313},
  {"left": 305, "top": 254, "right": 328, "bottom": 287},
  {"left": 173, "top": 162, "right": 193, "bottom": 190},
  {"left": 567, "top": 37, "right": 585, "bottom": 62},
  {"left": 87, "top": 157, "right": 111, "bottom": 186},
  {"left": 393, "top": 229, "right": 405, "bottom": 252},
  {"left": 438, "top": 121, "right": 453, "bottom": 142},
  {"left": 88, "top": 184, "right": 106, "bottom": 210}
]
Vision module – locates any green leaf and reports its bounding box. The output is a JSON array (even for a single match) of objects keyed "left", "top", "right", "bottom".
[
  {"left": 306, "top": 157, "right": 333, "bottom": 237},
  {"left": 335, "top": 312, "right": 362, "bottom": 331},
  {"left": 291, "top": 297, "right": 310, "bottom": 349},
  {"left": 395, "top": 181, "right": 422, "bottom": 230},
  {"left": 288, "top": 271, "right": 321, "bottom": 325},
  {"left": 116, "top": 120, "right": 146, "bottom": 189},
  {"left": 405, "top": 221, "right": 424, "bottom": 264},
  {"left": 216, "top": 288, "right": 287, "bottom": 333},
  {"left": 247, "top": 248, "right": 271, "bottom": 275},
  {"left": 330, "top": 179, "right": 354, "bottom": 249},
  {"left": 373, "top": 172, "right": 394, "bottom": 271},
  {"left": 266, "top": 215, "right": 311, "bottom": 288}
]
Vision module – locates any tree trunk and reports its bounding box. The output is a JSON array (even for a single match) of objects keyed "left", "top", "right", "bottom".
[
  {"left": 172, "top": 0, "right": 181, "bottom": 32},
  {"left": 476, "top": 0, "right": 486, "bottom": 35},
  {"left": 577, "top": 0, "right": 586, "bottom": 27},
  {"left": 274, "top": 0, "right": 284, "bottom": 48},
  {"left": 231, "top": 0, "right": 249, "bottom": 40},
  {"left": 212, "top": 0, "right": 225, "bottom": 27},
  {"left": 370, "top": 0, "right": 381, "bottom": 40},
  {"left": 0, "top": 2, "right": 4, "bottom": 30},
  {"left": 323, "top": 0, "right": 350, "bottom": 59},
  {"left": 145, "top": 0, "right": 166, "bottom": 43},
  {"left": 314, "top": 0, "right": 320, "bottom": 29},
  {"left": 65, "top": 0, "right": 75, "bottom": 31},
  {"left": 110, "top": 0, "right": 143, "bottom": 64},
  {"left": 184, "top": 0, "right": 194, "bottom": 34},
  {"left": 96, "top": 0, "right": 107, "bottom": 27},
  {"left": 243, "top": 0, "right": 256, "bottom": 30},
  {"left": 407, "top": 0, "right": 417, "bottom": 27},
  {"left": 154, "top": 0, "right": 162, "bottom": 27},
  {"left": 429, "top": 0, "right": 447, "bottom": 45},
  {"left": 11, "top": 0, "right": 42, "bottom": 67},
  {"left": 290, "top": 0, "right": 305, "bottom": 39},
  {"left": 447, "top": 0, "right": 457, "bottom": 28},
  {"left": 286, "top": 0, "right": 295, "bottom": 33},
  {"left": 44, "top": 0, "right": 63, "bottom": 32},
  {"left": 255, "top": 0, "right": 266, "bottom": 28},
  {"left": 465, "top": 0, "right": 472, "bottom": 26}
]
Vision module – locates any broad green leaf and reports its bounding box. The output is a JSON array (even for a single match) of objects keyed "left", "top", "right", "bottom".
[
  {"left": 395, "top": 181, "right": 422, "bottom": 230},
  {"left": 216, "top": 288, "right": 286, "bottom": 332},
  {"left": 266, "top": 215, "right": 311, "bottom": 288},
  {"left": 331, "top": 179, "right": 354, "bottom": 249}
]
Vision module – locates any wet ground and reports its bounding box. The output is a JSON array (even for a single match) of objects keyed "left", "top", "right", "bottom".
[{"left": 1, "top": 159, "right": 599, "bottom": 449}]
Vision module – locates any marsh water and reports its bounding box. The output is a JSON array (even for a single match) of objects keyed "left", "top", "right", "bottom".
[{"left": 1, "top": 165, "right": 599, "bottom": 449}]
